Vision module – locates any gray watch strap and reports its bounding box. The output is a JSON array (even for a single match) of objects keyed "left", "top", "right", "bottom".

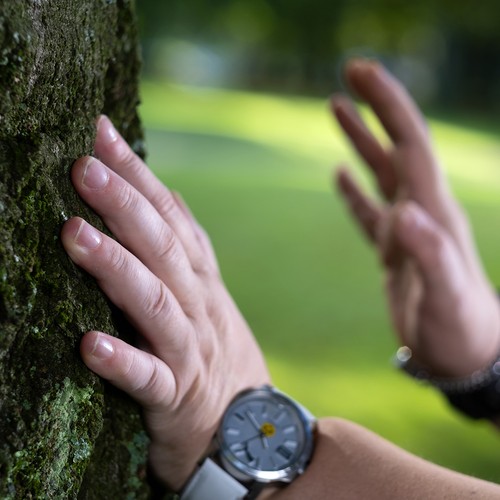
[{"left": 180, "top": 458, "right": 249, "bottom": 500}]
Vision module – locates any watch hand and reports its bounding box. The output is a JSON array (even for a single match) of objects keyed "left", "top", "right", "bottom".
[
  {"left": 246, "top": 410, "right": 274, "bottom": 449},
  {"left": 243, "top": 442, "right": 255, "bottom": 463},
  {"left": 246, "top": 410, "right": 261, "bottom": 431},
  {"left": 234, "top": 432, "right": 262, "bottom": 448}
]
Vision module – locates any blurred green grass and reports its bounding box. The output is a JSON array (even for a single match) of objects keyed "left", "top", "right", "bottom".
[{"left": 140, "top": 81, "right": 500, "bottom": 482}]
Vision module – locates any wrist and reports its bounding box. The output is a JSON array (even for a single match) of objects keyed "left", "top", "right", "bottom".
[
  {"left": 179, "top": 385, "right": 316, "bottom": 499},
  {"left": 395, "top": 346, "right": 500, "bottom": 420}
]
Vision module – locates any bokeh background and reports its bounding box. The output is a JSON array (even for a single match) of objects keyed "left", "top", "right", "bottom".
[{"left": 135, "top": 0, "right": 500, "bottom": 482}]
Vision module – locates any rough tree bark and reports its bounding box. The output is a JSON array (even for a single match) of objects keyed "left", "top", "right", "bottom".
[{"left": 0, "top": 0, "right": 152, "bottom": 497}]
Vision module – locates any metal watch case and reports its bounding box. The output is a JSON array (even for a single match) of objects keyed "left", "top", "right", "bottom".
[{"left": 216, "top": 385, "right": 315, "bottom": 485}]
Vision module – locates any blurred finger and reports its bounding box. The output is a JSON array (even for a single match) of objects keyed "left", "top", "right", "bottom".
[
  {"left": 331, "top": 94, "right": 397, "bottom": 200},
  {"left": 345, "top": 59, "right": 428, "bottom": 147},
  {"left": 94, "top": 115, "right": 206, "bottom": 270},
  {"left": 335, "top": 167, "right": 383, "bottom": 242},
  {"left": 376, "top": 204, "right": 409, "bottom": 269},
  {"left": 80, "top": 331, "right": 175, "bottom": 409},
  {"left": 62, "top": 217, "right": 194, "bottom": 364},
  {"left": 344, "top": 59, "right": 451, "bottom": 229}
]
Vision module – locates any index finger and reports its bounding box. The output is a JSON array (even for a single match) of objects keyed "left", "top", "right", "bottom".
[
  {"left": 93, "top": 115, "right": 207, "bottom": 272},
  {"left": 345, "top": 59, "right": 429, "bottom": 147}
]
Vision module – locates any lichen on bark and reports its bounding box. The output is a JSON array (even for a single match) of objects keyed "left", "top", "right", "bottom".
[{"left": 0, "top": 0, "right": 150, "bottom": 497}]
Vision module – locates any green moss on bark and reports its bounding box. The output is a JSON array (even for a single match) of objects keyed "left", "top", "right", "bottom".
[
  {"left": 6, "top": 378, "right": 102, "bottom": 498},
  {"left": 0, "top": 0, "right": 150, "bottom": 497}
]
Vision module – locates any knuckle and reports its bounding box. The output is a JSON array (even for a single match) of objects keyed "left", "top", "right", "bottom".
[
  {"left": 112, "top": 138, "right": 141, "bottom": 172},
  {"left": 151, "top": 189, "right": 179, "bottom": 221},
  {"left": 106, "top": 243, "right": 128, "bottom": 274},
  {"left": 115, "top": 182, "right": 139, "bottom": 213},
  {"left": 120, "top": 354, "right": 167, "bottom": 407},
  {"left": 137, "top": 361, "right": 166, "bottom": 407},
  {"left": 154, "top": 226, "right": 179, "bottom": 263},
  {"left": 120, "top": 351, "right": 137, "bottom": 381},
  {"left": 193, "top": 258, "right": 217, "bottom": 278},
  {"left": 192, "top": 231, "right": 220, "bottom": 277},
  {"left": 142, "top": 281, "right": 171, "bottom": 321}
]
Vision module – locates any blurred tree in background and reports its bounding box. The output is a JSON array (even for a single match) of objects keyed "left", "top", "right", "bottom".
[{"left": 136, "top": 0, "right": 500, "bottom": 111}]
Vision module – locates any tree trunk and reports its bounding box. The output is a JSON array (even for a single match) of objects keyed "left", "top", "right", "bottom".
[{"left": 0, "top": 0, "right": 152, "bottom": 497}]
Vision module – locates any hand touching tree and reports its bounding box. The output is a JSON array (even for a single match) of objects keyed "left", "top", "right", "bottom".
[{"left": 61, "top": 116, "right": 270, "bottom": 491}]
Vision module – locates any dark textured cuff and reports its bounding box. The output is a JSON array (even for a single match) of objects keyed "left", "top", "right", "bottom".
[{"left": 394, "top": 346, "right": 500, "bottom": 420}]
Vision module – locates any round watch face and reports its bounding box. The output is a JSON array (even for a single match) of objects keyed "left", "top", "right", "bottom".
[{"left": 217, "top": 387, "right": 314, "bottom": 483}]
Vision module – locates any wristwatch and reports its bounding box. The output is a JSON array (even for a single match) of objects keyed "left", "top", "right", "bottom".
[{"left": 180, "top": 385, "right": 316, "bottom": 500}]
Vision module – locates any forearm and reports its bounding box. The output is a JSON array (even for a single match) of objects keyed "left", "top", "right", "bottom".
[{"left": 262, "top": 418, "right": 500, "bottom": 499}]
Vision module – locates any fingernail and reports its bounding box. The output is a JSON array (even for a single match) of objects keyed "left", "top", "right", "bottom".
[
  {"left": 90, "top": 333, "right": 114, "bottom": 360},
  {"left": 346, "top": 58, "right": 363, "bottom": 72},
  {"left": 97, "top": 115, "right": 119, "bottom": 144},
  {"left": 82, "top": 158, "right": 109, "bottom": 190},
  {"left": 348, "top": 58, "right": 380, "bottom": 74},
  {"left": 75, "top": 220, "right": 102, "bottom": 249}
]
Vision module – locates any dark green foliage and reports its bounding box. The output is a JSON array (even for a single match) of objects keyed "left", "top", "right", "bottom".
[{"left": 0, "top": 0, "right": 150, "bottom": 497}]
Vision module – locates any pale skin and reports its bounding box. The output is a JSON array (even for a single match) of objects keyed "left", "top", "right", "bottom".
[
  {"left": 61, "top": 116, "right": 270, "bottom": 490},
  {"left": 263, "top": 418, "right": 500, "bottom": 499},
  {"left": 61, "top": 60, "right": 500, "bottom": 497}
]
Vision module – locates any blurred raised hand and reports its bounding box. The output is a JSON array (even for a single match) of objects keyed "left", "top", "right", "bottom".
[{"left": 331, "top": 59, "right": 500, "bottom": 377}]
